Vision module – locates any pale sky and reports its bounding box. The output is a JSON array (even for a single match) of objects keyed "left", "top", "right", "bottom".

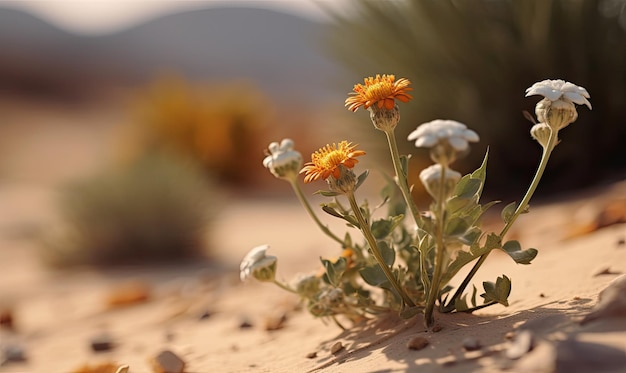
[{"left": 1, "top": 0, "right": 347, "bottom": 35}]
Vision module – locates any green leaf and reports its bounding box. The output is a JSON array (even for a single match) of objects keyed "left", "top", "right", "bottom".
[
  {"left": 456, "top": 178, "right": 482, "bottom": 199},
  {"left": 444, "top": 216, "right": 471, "bottom": 237},
  {"left": 471, "top": 148, "right": 489, "bottom": 195},
  {"left": 455, "top": 293, "right": 469, "bottom": 311},
  {"left": 457, "top": 227, "right": 482, "bottom": 246},
  {"left": 377, "top": 240, "right": 396, "bottom": 266},
  {"left": 359, "top": 264, "right": 390, "bottom": 287},
  {"left": 355, "top": 170, "right": 369, "bottom": 191},
  {"left": 322, "top": 205, "right": 344, "bottom": 219},
  {"left": 371, "top": 215, "right": 404, "bottom": 240},
  {"left": 316, "top": 190, "right": 341, "bottom": 197},
  {"left": 399, "top": 154, "right": 411, "bottom": 179},
  {"left": 320, "top": 257, "right": 347, "bottom": 287},
  {"left": 470, "top": 284, "right": 478, "bottom": 308},
  {"left": 480, "top": 275, "right": 511, "bottom": 306},
  {"left": 501, "top": 240, "right": 538, "bottom": 265},
  {"left": 501, "top": 202, "right": 517, "bottom": 224},
  {"left": 322, "top": 205, "right": 360, "bottom": 227},
  {"left": 446, "top": 195, "right": 474, "bottom": 214},
  {"left": 399, "top": 306, "right": 421, "bottom": 319}
]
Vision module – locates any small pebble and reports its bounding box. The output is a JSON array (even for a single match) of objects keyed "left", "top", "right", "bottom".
[
  {"left": 198, "top": 310, "right": 211, "bottom": 320},
  {"left": 0, "top": 309, "right": 14, "bottom": 330},
  {"left": 407, "top": 336, "right": 429, "bottom": 351},
  {"left": 239, "top": 320, "right": 253, "bottom": 329},
  {"left": 150, "top": 350, "right": 185, "bottom": 373},
  {"left": 462, "top": 337, "right": 481, "bottom": 351},
  {"left": 105, "top": 281, "right": 150, "bottom": 308},
  {"left": 330, "top": 342, "right": 344, "bottom": 355},
  {"left": 539, "top": 293, "right": 546, "bottom": 298},
  {"left": 617, "top": 237, "right": 625, "bottom": 247},
  {"left": 70, "top": 362, "right": 120, "bottom": 373},
  {"left": 431, "top": 324, "right": 443, "bottom": 333},
  {"left": 90, "top": 334, "right": 115, "bottom": 352},
  {"left": 506, "top": 330, "right": 534, "bottom": 359},
  {"left": 3, "top": 344, "right": 26, "bottom": 362},
  {"left": 306, "top": 351, "right": 317, "bottom": 359}
]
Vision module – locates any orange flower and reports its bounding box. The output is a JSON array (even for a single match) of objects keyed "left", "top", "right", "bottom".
[
  {"left": 345, "top": 74, "right": 413, "bottom": 112},
  {"left": 300, "top": 141, "right": 366, "bottom": 183}
]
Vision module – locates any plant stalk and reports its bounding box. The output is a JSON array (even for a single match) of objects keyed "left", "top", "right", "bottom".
[
  {"left": 290, "top": 179, "right": 344, "bottom": 245},
  {"left": 346, "top": 191, "right": 416, "bottom": 308},
  {"left": 444, "top": 130, "right": 559, "bottom": 311},
  {"left": 424, "top": 163, "right": 449, "bottom": 326},
  {"left": 383, "top": 129, "right": 422, "bottom": 228}
]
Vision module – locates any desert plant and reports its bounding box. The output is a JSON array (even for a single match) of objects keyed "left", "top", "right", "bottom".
[
  {"left": 242, "top": 75, "right": 591, "bottom": 328},
  {"left": 41, "top": 153, "right": 215, "bottom": 267},
  {"left": 124, "top": 74, "right": 274, "bottom": 185}
]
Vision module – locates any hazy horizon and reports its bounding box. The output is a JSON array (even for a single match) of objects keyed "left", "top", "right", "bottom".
[{"left": 1, "top": 0, "right": 350, "bottom": 35}]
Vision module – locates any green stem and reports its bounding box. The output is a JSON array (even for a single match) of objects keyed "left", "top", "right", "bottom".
[
  {"left": 383, "top": 129, "right": 429, "bottom": 299},
  {"left": 383, "top": 129, "right": 422, "bottom": 228},
  {"left": 290, "top": 179, "right": 344, "bottom": 245},
  {"left": 424, "top": 164, "right": 448, "bottom": 326},
  {"left": 272, "top": 279, "right": 297, "bottom": 294},
  {"left": 346, "top": 190, "right": 415, "bottom": 308},
  {"left": 444, "top": 130, "right": 559, "bottom": 311}
]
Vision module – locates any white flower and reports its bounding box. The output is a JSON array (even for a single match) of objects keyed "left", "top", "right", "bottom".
[
  {"left": 419, "top": 164, "right": 461, "bottom": 200},
  {"left": 262, "top": 138, "right": 303, "bottom": 180},
  {"left": 240, "top": 244, "right": 277, "bottom": 282},
  {"left": 525, "top": 79, "right": 591, "bottom": 110},
  {"left": 525, "top": 80, "right": 591, "bottom": 131},
  {"left": 408, "top": 120, "right": 479, "bottom": 152}
]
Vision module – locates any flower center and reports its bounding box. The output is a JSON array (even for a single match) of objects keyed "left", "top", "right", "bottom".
[
  {"left": 364, "top": 82, "right": 394, "bottom": 101},
  {"left": 316, "top": 148, "right": 348, "bottom": 169}
]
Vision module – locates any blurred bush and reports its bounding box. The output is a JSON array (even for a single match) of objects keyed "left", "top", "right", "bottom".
[
  {"left": 123, "top": 74, "right": 274, "bottom": 185},
  {"left": 41, "top": 153, "right": 215, "bottom": 267},
  {"left": 326, "top": 0, "right": 626, "bottom": 198}
]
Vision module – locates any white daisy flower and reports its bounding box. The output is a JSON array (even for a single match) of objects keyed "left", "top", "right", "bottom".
[
  {"left": 525, "top": 79, "right": 591, "bottom": 131},
  {"left": 408, "top": 120, "right": 479, "bottom": 152},
  {"left": 525, "top": 79, "right": 591, "bottom": 110}
]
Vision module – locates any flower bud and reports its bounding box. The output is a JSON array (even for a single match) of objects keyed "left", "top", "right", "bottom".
[
  {"left": 368, "top": 104, "right": 400, "bottom": 131},
  {"left": 240, "top": 245, "right": 278, "bottom": 282},
  {"left": 535, "top": 98, "right": 578, "bottom": 131},
  {"left": 294, "top": 273, "right": 321, "bottom": 299},
  {"left": 263, "top": 139, "right": 303, "bottom": 181},
  {"left": 419, "top": 164, "right": 461, "bottom": 201},
  {"left": 530, "top": 123, "right": 553, "bottom": 148},
  {"left": 326, "top": 165, "right": 357, "bottom": 194}
]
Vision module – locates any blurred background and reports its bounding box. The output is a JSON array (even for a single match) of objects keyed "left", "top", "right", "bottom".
[{"left": 0, "top": 0, "right": 625, "bottom": 267}]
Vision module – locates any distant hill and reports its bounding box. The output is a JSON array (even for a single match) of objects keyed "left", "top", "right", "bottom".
[{"left": 0, "top": 6, "right": 352, "bottom": 103}]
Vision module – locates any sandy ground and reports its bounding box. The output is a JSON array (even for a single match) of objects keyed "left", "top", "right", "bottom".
[{"left": 0, "top": 100, "right": 625, "bottom": 372}]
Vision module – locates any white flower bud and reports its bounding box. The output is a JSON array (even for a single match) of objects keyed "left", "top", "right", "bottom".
[
  {"left": 419, "top": 164, "right": 462, "bottom": 201},
  {"left": 263, "top": 138, "right": 302, "bottom": 181},
  {"left": 240, "top": 244, "right": 277, "bottom": 282}
]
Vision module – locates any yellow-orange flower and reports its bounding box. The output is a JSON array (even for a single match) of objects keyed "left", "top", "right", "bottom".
[
  {"left": 345, "top": 74, "right": 413, "bottom": 112},
  {"left": 300, "top": 141, "right": 366, "bottom": 183}
]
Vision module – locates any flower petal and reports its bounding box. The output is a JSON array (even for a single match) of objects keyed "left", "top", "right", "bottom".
[{"left": 448, "top": 137, "right": 468, "bottom": 151}]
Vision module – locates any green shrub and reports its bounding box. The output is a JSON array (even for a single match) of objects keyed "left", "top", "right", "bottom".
[{"left": 41, "top": 153, "right": 216, "bottom": 267}]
